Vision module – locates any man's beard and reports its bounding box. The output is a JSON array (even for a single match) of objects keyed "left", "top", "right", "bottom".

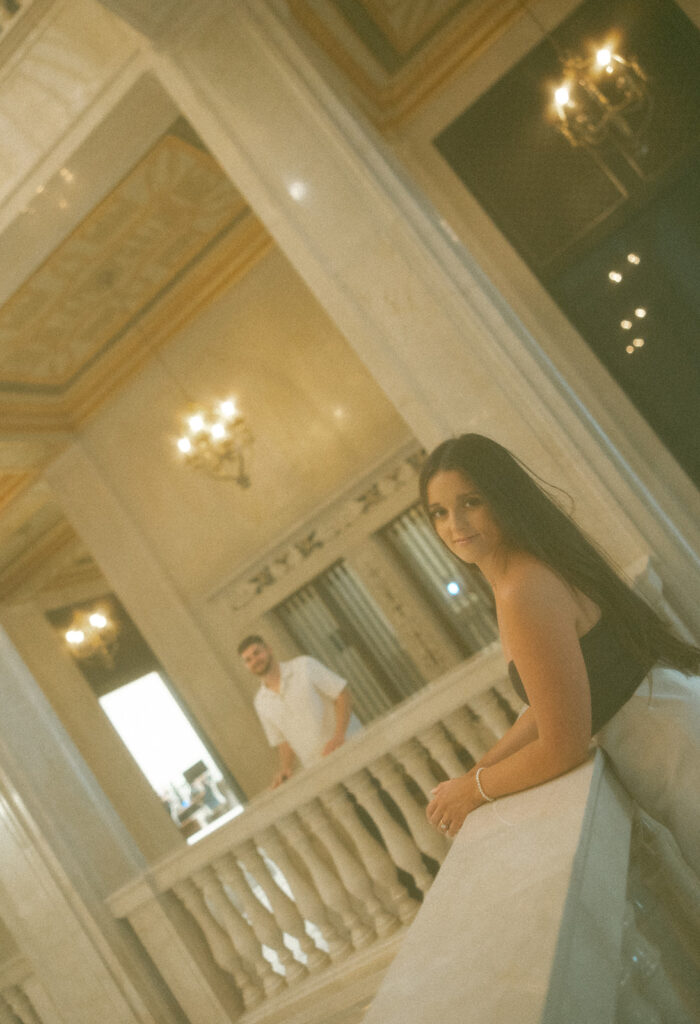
[{"left": 252, "top": 653, "right": 273, "bottom": 676}]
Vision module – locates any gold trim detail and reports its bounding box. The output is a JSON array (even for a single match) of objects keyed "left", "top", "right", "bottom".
[{"left": 288, "top": 0, "right": 523, "bottom": 127}]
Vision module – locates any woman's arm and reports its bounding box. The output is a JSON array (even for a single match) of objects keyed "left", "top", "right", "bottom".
[
  {"left": 427, "top": 565, "right": 592, "bottom": 835},
  {"left": 471, "top": 706, "right": 538, "bottom": 769}
]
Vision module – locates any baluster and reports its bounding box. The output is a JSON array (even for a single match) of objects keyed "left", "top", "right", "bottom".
[
  {"left": 276, "top": 812, "right": 374, "bottom": 950},
  {"left": 443, "top": 706, "right": 491, "bottom": 761},
  {"left": 194, "top": 865, "right": 285, "bottom": 997},
  {"left": 417, "top": 722, "right": 465, "bottom": 779},
  {"left": 344, "top": 770, "right": 433, "bottom": 895},
  {"left": 173, "top": 876, "right": 263, "bottom": 1008},
  {"left": 214, "top": 853, "right": 306, "bottom": 985},
  {"left": 236, "top": 839, "right": 329, "bottom": 972},
  {"left": 257, "top": 825, "right": 350, "bottom": 963},
  {"left": 298, "top": 799, "right": 386, "bottom": 938},
  {"left": 492, "top": 678, "right": 527, "bottom": 718},
  {"left": 321, "top": 784, "right": 414, "bottom": 925},
  {"left": 468, "top": 688, "right": 512, "bottom": 738},
  {"left": 371, "top": 754, "right": 448, "bottom": 863},
  {"left": 3, "top": 986, "right": 39, "bottom": 1024},
  {"left": 393, "top": 739, "right": 442, "bottom": 799}
]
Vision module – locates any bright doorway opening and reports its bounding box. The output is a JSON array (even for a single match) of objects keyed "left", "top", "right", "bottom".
[{"left": 100, "top": 671, "right": 244, "bottom": 842}]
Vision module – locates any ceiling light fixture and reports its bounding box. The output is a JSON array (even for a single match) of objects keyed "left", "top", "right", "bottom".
[
  {"left": 552, "top": 43, "right": 650, "bottom": 149},
  {"left": 65, "top": 608, "right": 118, "bottom": 668},
  {"left": 176, "top": 398, "right": 253, "bottom": 486},
  {"left": 522, "top": 3, "right": 651, "bottom": 152}
]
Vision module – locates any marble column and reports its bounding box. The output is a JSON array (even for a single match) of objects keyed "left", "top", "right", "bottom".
[
  {"left": 346, "top": 536, "right": 462, "bottom": 681},
  {"left": 45, "top": 442, "right": 270, "bottom": 796},
  {"left": 0, "top": 626, "right": 182, "bottom": 1024},
  {"left": 0, "top": 601, "right": 181, "bottom": 864}
]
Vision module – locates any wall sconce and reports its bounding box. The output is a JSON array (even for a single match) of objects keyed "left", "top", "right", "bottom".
[
  {"left": 65, "top": 608, "right": 118, "bottom": 669},
  {"left": 176, "top": 398, "right": 253, "bottom": 486}
]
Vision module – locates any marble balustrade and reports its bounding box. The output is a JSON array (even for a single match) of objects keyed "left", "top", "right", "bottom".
[
  {"left": 107, "top": 578, "right": 698, "bottom": 1024},
  {"left": 108, "top": 643, "right": 525, "bottom": 1023},
  {"left": 364, "top": 753, "right": 699, "bottom": 1024}
]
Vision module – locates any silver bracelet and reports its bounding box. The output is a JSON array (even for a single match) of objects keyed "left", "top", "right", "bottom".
[{"left": 475, "top": 766, "right": 495, "bottom": 803}]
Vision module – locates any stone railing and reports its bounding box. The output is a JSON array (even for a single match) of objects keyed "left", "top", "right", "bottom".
[
  {"left": 108, "top": 561, "right": 697, "bottom": 1023},
  {"left": 364, "top": 751, "right": 699, "bottom": 1024},
  {"left": 108, "top": 643, "right": 525, "bottom": 1024},
  {"left": 0, "top": 955, "right": 53, "bottom": 1024}
]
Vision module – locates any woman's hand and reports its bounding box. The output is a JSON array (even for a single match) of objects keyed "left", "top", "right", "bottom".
[{"left": 426, "top": 772, "right": 482, "bottom": 838}]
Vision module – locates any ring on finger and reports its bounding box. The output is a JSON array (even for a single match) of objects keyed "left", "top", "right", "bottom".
[{"left": 439, "top": 821, "right": 449, "bottom": 832}]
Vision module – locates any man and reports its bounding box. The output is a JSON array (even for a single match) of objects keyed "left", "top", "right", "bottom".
[{"left": 239, "top": 635, "right": 361, "bottom": 788}]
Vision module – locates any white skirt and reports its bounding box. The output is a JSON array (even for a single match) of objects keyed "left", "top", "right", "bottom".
[{"left": 596, "top": 666, "right": 700, "bottom": 876}]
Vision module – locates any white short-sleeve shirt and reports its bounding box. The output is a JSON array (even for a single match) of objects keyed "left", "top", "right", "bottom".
[{"left": 253, "top": 656, "right": 361, "bottom": 766}]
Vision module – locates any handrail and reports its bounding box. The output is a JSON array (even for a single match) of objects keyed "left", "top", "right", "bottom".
[{"left": 109, "top": 642, "right": 510, "bottom": 908}]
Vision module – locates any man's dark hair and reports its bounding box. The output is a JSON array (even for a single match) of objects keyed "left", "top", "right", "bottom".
[{"left": 237, "top": 634, "right": 265, "bottom": 655}]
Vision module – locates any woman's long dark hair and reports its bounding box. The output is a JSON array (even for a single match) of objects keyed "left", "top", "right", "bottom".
[{"left": 419, "top": 434, "right": 699, "bottom": 674}]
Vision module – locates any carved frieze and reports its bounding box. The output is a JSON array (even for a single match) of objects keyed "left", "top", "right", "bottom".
[{"left": 219, "top": 449, "right": 424, "bottom": 611}]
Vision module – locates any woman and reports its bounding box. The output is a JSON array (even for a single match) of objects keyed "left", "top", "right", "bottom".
[{"left": 422, "top": 434, "right": 700, "bottom": 873}]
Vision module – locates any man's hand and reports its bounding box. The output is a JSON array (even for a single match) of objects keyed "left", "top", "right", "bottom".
[
  {"left": 270, "top": 767, "right": 292, "bottom": 789},
  {"left": 321, "top": 735, "right": 345, "bottom": 757},
  {"left": 271, "top": 742, "right": 295, "bottom": 788}
]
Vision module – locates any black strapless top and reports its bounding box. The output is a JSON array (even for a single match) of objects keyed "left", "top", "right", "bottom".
[{"left": 507, "top": 617, "right": 652, "bottom": 734}]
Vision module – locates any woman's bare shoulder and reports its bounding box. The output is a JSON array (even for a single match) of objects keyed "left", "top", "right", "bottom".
[
  {"left": 499, "top": 556, "right": 573, "bottom": 608},
  {"left": 497, "top": 558, "right": 582, "bottom": 662}
]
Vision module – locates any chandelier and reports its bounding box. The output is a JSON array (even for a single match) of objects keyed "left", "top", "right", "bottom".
[
  {"left": 65, "top": 608, "right": 118, "bottom": 668},
  {"left": 176, "top": 398, "right": 253, "bottom": 486},
  {"left": 552, "top": 44, "right": 650, "bottom": 148}
]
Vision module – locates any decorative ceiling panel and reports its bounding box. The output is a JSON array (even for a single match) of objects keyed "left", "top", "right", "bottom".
[
  {"left": 360, "top": 0, "right": 464, "bottom": 57},
  {"left": 0, "top": 134, "right": 246, "bottom": 394},
  {"left": 289, "top": 0, "right": 521, "bottom": 123}
]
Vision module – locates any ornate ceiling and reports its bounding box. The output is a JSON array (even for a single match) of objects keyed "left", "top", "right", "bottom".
[
  {"left": 0, "top": 0, "right": 525, "bottom": 602},
  {"left": 0, "top": 131, "right": 256, "bottom": 423},
  {"left": 0, "top": 121, "right": 271, "bottom": 595}
]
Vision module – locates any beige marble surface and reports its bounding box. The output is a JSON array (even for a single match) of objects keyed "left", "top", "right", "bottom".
[{"left": 363, "top": 753, "right": 630, "bottom": 1024}]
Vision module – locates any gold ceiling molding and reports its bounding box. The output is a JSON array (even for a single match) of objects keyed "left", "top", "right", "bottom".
[
  {"left": 37, "top": 549, "right": 104, "bottom": 600},
  {"left": 0, "top": 132, "right": 273, "bottom": 434},
  {"left": 0, "top": 472, "right": 35, "bottom": 514},
  {"left": 0, "top": 134, "right": 245, "bottom": 392},
  {"left": 0, "top": 520, "right": 88, "bottom": 602},
  {"left": 288, "top": 0, "right": 523, "bottom": 126},
  {"left": 360, "top": 0, "right": 464, "bottom": 56},
  {"left": 65, "top": 211, "right": 273, "bottom": 429}
]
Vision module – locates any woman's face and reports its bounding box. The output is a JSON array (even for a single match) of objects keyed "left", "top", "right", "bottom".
[{"left": 425, "top": 470, "right": 506, "bottom": 568}]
